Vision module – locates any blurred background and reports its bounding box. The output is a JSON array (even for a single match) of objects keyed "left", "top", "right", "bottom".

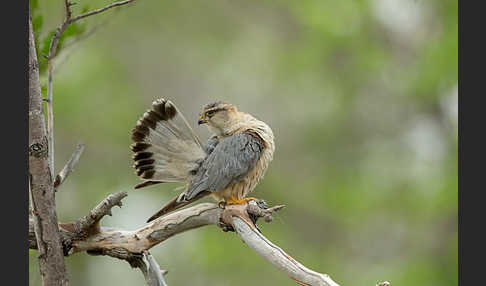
[{"left": 29, "top": 0, "right": 457, "bottom": 285}]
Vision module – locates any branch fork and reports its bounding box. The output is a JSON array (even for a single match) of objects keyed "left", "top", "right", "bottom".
[{"left": 218, "top": 199, "right": 285, "bottom": 232}]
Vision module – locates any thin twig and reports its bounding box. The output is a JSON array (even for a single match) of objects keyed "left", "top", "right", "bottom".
[
  {"left": 54, "top": 143, "right": 85, "bottom": 189},
  {"left": 62, "top": 10, "right": 116, "bottom": 50},
  {"left": 46, "top": 62, "right": 55, "bottom": 178},
  {"left": 45, "top": 1, "right": 72, "bottom": 181},
  {"left": 70, "top": 0, "right": 135, "bottom": 23},
  {"left": 64, "top": 0, "right": 72, "bottom": 20}
]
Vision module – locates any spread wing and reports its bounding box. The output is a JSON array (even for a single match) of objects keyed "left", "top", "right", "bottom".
[{"left": 183, "top": 131, "right": 264, "bottom": 201}]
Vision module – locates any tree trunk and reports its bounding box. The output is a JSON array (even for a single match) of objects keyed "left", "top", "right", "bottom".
[{"left": 29, "top": 7, "right": 69, "bottom": 286}]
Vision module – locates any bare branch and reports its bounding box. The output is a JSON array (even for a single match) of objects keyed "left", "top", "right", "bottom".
[
  {"left": 44, "top": 0, "right": 74, "bottom": 179},
  {"left": 30, "top": 191, "right": 128, "bottom": 256},
  {"left": 64, "top": 0, "right": 72, "bottom": 20},
  {"left": 217, "top": 201, "right": 340, "bottom": 286},
  {"left": 232, "top": 216, "right": 339, "bottom": 286},
  {"left": 29, "top": 192, "right": 371, "bottom": 286},
  {"left": 46, "top": 62, "right": 55, "bottom": 178},
  {"left": 136, "top": 251, "right": 169, "bottom": 286},
  {"left": 71, "top": 202, "right": 222, "bottom": 254},
  {"left": 70, "top": 0, "right": 135, "bottom": 23},
  {"left": 73, "top": 191, "right": 127, "bottom": 233},
  {"left": 28, "top": 189, "right": 388, "bottom": 286},
  {"left": 54, "top": 143, "right": 85, "bottom": 189}
]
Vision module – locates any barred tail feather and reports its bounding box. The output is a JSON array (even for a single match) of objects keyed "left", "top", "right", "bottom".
[{"left": 131, "top": 98, "right": 206, "bottom": 186}]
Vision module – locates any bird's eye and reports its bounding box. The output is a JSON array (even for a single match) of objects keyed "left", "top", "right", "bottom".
[{"left": 206, "top": 110, "right": 216, "bottom": 117}]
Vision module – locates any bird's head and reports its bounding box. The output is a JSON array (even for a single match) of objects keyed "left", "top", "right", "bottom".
[{"left": 198, "top": 101, "right": 239, "bottom": 136}]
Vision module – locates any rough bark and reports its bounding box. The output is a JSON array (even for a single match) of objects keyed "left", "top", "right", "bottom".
[
  {"left": 29, "top": 10, "right": 69, "bottom": 286},
  {"left": 71, "top": 203, "right": 222, "bottom": 254}
]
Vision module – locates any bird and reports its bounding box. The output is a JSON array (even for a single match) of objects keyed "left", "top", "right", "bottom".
[{"left": 130, "top": 99, "right": 275, "bottom": 223}]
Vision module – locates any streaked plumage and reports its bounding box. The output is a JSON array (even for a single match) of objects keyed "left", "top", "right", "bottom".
[{"left": 130, "top": 99, "right": 274, "bottom": 222}]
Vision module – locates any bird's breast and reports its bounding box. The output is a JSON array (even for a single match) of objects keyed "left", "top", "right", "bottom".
[
  {"left": 214, "top": 136, "right": 274, "bottom": 201},
  {"left": 212, "top": 115, "right": 275, "bottom": 202}
]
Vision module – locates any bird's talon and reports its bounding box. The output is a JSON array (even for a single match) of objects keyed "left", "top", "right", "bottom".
[
  {"left": 218, "top": 201, "right": 226, "bottom": 209},
  {"left": 218, "top": 218, "right": 234, "bottom": 232}
]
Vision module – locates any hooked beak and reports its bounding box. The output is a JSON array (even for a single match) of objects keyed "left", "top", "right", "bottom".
[{"left": 198, "top": 117, "right": 207, "bottom": 125}]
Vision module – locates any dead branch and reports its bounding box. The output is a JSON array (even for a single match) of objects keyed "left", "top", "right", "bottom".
[
  {"left": 28, "top": 191, "right": 382, "bottom": 286},
  {"left": 65, "top": 191, "right": 128, "bottom": 250},
  {"left": 54, "top": 143, "right": 85, "bottom": 189},
  {"left": 219, "top": 202, "right": 339, "bottom": 286},
  {"left": 232, "top": 214, "right": 337, "bottom": 286},
  {"left": 75, "top": 191, "right": 127, "bottom": 230},
  {"left": 70, "top": 202, "right": 222, "bottom": 254},
  {"left": 136, "top": 251, "right": 169, "bottom": 286}
]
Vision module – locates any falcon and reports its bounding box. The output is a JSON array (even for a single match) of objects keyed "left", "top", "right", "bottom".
[{"left": 130, "top": 99, "right": 275, "bottom": 222}]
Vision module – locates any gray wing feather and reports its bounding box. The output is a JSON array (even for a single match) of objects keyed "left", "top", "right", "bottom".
[
  {"left": 203, "top": 135, "right": 220, "bottom": 155},
  {"left": 184, "top": 131, "right": 264, "bottom": 200}
]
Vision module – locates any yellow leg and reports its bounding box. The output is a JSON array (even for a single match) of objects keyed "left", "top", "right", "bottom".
[{"left": 226, "top": 196, "right": 259, "bottom": 205}]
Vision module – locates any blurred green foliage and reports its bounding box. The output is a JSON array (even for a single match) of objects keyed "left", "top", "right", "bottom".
[
  {"left": 29, "top": 0, "right": 457, "bottom": 285},
  {"left": 30, "top": 0, "right": 88, "bottom": 75}
]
